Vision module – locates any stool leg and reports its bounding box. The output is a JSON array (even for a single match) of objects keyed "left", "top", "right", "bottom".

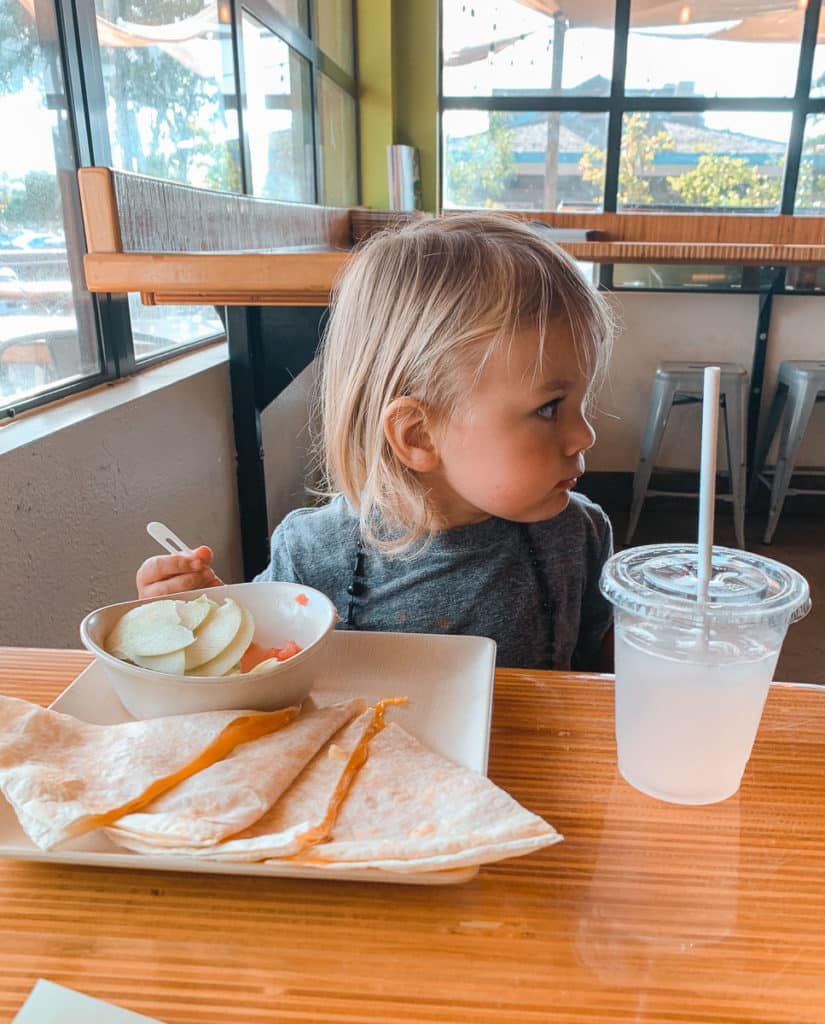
[
  {"left": 722, "top": 384, "right": 747, "bottom": 549},
  {"left": 748, "top": 382, "right": 788, "bottom": 504},
  {"left": 763, "top": 380, "right": 818, "bottom": 544},
  {"left": 625, "top": 376, "right": 677, "bottom": 545}
]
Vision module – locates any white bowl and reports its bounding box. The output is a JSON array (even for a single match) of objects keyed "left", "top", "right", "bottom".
[{"left": 80, "top": 581, "right": 338, "bottom": 719}]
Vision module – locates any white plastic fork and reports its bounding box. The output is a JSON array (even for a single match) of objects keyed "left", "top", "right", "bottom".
[{"left": 146, "top": 521, "right": 194, "bottom": 557}]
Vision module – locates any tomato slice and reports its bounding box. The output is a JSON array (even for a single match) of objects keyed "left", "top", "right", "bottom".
[
  {"left": 273, "top": 639, "right": 302, "bottom": 661},
  {"left": 240, "top": 639, "right": 303, "bottom": 672},
  {"left": 240, "top": 641, "right": 273, "bottom": 673}
]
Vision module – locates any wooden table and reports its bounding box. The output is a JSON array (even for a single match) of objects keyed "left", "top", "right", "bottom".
[{"left": 2, "top": 646, "right": 824, "bottom": 1024}]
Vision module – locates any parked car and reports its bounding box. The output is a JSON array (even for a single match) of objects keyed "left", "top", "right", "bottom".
[{"left": 11, "top": 230, "right": 65, "bottom": 250}]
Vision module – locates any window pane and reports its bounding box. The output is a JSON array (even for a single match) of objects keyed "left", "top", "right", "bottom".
[
  {"left": 268, "top": 0, "right": 308, "bottom": 34},
  {"left": 0, "top": 0, "right": 100, "bottom": 412},
  {"left": 130, "top": 296, "right": 224, "bottom": 362},
  {"left": 312, "top": 0, "right": 353, "bottom": 74},
  {"left": 242, "top": 12, "right": 314, "bottom": 202},
  {"left": 810, "top": 6, "right": 825, "bottom": 97},
  {"left": 442, "top": 0, "right": 614, "bottom": 97},
  {"left": 318, "top": 74, "right": 357, "bottom": 206},
  {"left": 443, "top": 110, "right": 608, "bottom": 211},
  {"left": 617, "top": 111, "right": 788, "bottom": 212},
  {"left": 612, "top": 265, "right": 743, "bottom": 290},
  {"left": 796, "top": 114, "right": 825, "bottom": 214},
  {"left": 98, "top": 1, "right": 240, "bottom": 190},
  {"left": 626, "top": 5, "right": 801, "bottom": 98},
  {"left": 785, "top": 266, "right": 825, "bottom": 292},
  {"left": 96, "top": 0, "right": 238, "bottom": 361}
]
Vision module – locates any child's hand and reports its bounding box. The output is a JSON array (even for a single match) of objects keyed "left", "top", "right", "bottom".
[{"left": 136, "top": 544, "right": 223, "bottom": 599}]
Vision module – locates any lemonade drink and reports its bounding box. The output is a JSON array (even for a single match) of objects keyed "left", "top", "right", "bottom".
[
  {"left": 614, "top": 624, "right": 780, "bottom": 803},
  {"left": 601, "top": 544, "right": 810, "bottom": 805}
]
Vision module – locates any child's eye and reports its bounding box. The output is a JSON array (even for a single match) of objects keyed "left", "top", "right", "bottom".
[{"left": 536, "top": 397, "right": 562, "bottom": 421}]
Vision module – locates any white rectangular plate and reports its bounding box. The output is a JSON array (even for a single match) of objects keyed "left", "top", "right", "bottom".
[{"left": 0, "top": 630, "right": 496, "bottom": 886}]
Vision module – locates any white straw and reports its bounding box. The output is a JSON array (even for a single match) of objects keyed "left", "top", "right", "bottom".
[{"left": 697, "top": 366, "right": 721, "bottom": 603}]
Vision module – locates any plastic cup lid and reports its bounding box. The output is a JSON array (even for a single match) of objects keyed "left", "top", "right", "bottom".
[{"left": 600, "top": 543, "right": 811, "bottom": 626}]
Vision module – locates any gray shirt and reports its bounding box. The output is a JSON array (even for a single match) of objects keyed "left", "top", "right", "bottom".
[{"left": 255, "top": 492, "right": 613, "bottom": 670}]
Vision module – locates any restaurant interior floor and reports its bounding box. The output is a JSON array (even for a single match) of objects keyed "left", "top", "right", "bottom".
[{"left": 587, "top": 478, "right": 825, "bottom": 686}]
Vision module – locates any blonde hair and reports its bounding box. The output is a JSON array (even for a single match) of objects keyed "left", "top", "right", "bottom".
[{"left": 316, "top": 212, "right": 614, "bottom": 554}]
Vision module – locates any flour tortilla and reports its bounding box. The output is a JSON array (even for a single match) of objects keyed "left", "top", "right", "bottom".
[
  {"left": 278, "top": 722, "right": 563, "bottom": 872},
  {"left": 108, "top": 707, "right": 379, "bottom": 861},
  {"left": 106, "top": 698, "right": 365, "bottom": 849},
  {"left": 110, "top": 712, "right": 561, "bottom": 871},
  {"left": 0, "top": 695, "right": 298, "bottom": 849}
]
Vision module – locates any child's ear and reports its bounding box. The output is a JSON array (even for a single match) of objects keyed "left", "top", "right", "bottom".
[{"left": 382, "top": 397, "right": 440, "bottom": 473}]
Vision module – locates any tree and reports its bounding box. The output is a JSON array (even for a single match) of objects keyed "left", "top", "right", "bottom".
[
  {"left": 579, "top": 113, "right": 676, "bottom": 206},
  {"left": 0, "top": 3, "right": 40, "bottom": 92},
  {"left": 0, "top": 1, "right": 238, "bottom": 192},
  {"left": 580, "top": 113, "right": 783, "bottom": 209},
  {"left": 668, "top": 150, "right": 781, "bottom": 208},
  {"left": 2, "top": 171, "right": 61, "bottom": 228},
  {"left": 796, "top": 145, "right": 825, "bottom": 210},
  {"left": 446, "top": 113, "right": 516, "bottom": 208}
]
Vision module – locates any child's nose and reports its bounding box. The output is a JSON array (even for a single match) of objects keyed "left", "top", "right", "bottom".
[{"left": 564, "top": 411, "right": 596, "bottom": 456}]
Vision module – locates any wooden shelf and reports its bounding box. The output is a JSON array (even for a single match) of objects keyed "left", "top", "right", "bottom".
[
  {"left": 83, "top": 251, "right": 348, "bottom": 306},
  {"left": 77, "top": 168, "right": 825, "bottom": 305}
]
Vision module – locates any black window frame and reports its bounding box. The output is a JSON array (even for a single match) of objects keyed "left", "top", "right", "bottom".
[
  {"left": 1, "top": 0, "right": 359, "bottom": 421},
  {"left": 439, "top": 0, "right": 825, "bottom": 295}
]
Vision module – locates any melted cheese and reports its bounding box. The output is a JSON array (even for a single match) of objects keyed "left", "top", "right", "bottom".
[
  {"left": 82, "top": 705, "right": 301, "bottom": 834},
  {"left": 296, "top": 697, "right": 408, "bottom": 854}
]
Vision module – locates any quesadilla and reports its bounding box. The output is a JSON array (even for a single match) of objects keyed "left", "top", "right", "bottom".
[
  {"left": 106, "top": 698, "right": 365, "bottom": 849},
  {"left": 107, "top": 703, "right": 383, "bottom": 861},
  {"left": 282, "top": 722, "right": 563, "bottom": 872},
  {"left": 108, "top": 703, "right": 561, "bottom": 872},
  {"left": 0, "top": 695, "right": 299, "bottom": 849}
]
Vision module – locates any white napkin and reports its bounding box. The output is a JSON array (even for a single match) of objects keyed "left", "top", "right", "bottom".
[{"left": 13, "top": 979, "right": 166, "bottom": 1023}]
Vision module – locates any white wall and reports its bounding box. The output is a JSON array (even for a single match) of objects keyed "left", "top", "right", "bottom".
[
  {"left": 0, "top": 346, "right": 315, "bottom": 649},
  {"left": 1, "top": 291, "right": 822, "bottom": 650},
  {"left": 589, "top": 290, "right": 825, "bottom": 472}
]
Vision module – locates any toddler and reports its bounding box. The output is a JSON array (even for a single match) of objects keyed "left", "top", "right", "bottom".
[{"left": 137, "top": 214, "right": 616, "bottom": 670}]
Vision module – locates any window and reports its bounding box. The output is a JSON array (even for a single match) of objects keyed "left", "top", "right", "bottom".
[
  {"left": 0, "top": 1, "right": 101, "bottom": 410},
  {"left": 1, "top": 0, "right": 358, "bottom": 416},
  {"left": 241, "top": 10, "right": 314, "bottom": 202},
  {"left": 443, "top": 109, "right": 609, "bottom": 211},
  {"left": 441, "top": 0, "right": 825, "bottom": 241}
]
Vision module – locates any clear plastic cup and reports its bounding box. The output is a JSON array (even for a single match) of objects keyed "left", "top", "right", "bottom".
[{"left": 600, "top": 544, "right": 810, "bottom": 805}]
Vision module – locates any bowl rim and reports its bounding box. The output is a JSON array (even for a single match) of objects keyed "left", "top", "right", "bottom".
[{"left": 79, "top": 580, "right": 338, "bottom": 685}]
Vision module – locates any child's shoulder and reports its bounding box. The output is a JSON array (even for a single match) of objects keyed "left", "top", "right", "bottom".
[
  {"left": 276, "top": 494, "right": 359, "bottom": 549},
  {"left": 533, "top": 492, "right": 612, "bottom": 552},
  {"left": 551, "top": 491, "right": 610, "bottom": 533}
]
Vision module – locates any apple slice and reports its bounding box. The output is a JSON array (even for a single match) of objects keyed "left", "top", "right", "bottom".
[
  {"left": 183, "top": 598, "right": 243, "bottom": 671},
  {"left": 188, "top": 607, "right": 256, "bottom": 677},
  {"left": 108, "top": 601, "right": 194, "bottom": 659},
  {"left": 176, "top": 594, "right": 216, "bottom": 631},
  {"left": 132, "top": 649, "right": 187, "bottom": 675},
  {"left": 249, "top": 656, "right": 281, "bottom": 674}
]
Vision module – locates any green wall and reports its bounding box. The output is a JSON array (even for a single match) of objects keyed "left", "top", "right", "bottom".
[{"left": 357, "top": 0, "right": 439, "bottom": 212}]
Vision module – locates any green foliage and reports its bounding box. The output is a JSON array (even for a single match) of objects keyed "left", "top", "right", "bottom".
[
  {"left": 667, "top": 151, "right": 781, "bottom": 208},
  {"left": 0, "top": 3, "right": 39, "bottom": 92},
  {"left": 580, "top": 113, "right": 675, "bottom": 207},
  {"left": 447, "top": 113, "right": 516, "bottom": 208},
  {"left": 0, "top": 171, "right": 60, "bottom": 229},
  {"left": 580, "top": 114, "right": 784, "bottom": 209},
  {"left": 1, "top": 0, "right": 239, "bottom": 192},
  {"left": 796, "top": 119, "right": 825, "bottom": 210}
]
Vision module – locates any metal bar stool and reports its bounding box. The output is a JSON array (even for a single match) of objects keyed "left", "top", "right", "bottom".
[
  {"left": 749, "top": 360, "right": 825, "bottom": 544},
  {"left": 625, "top": 362, "right": 748, "bottom": 549}
]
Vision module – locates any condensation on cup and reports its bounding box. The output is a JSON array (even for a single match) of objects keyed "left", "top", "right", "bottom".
[{"left": 600, "top": 544, "right": 810, "bottom": 805}]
